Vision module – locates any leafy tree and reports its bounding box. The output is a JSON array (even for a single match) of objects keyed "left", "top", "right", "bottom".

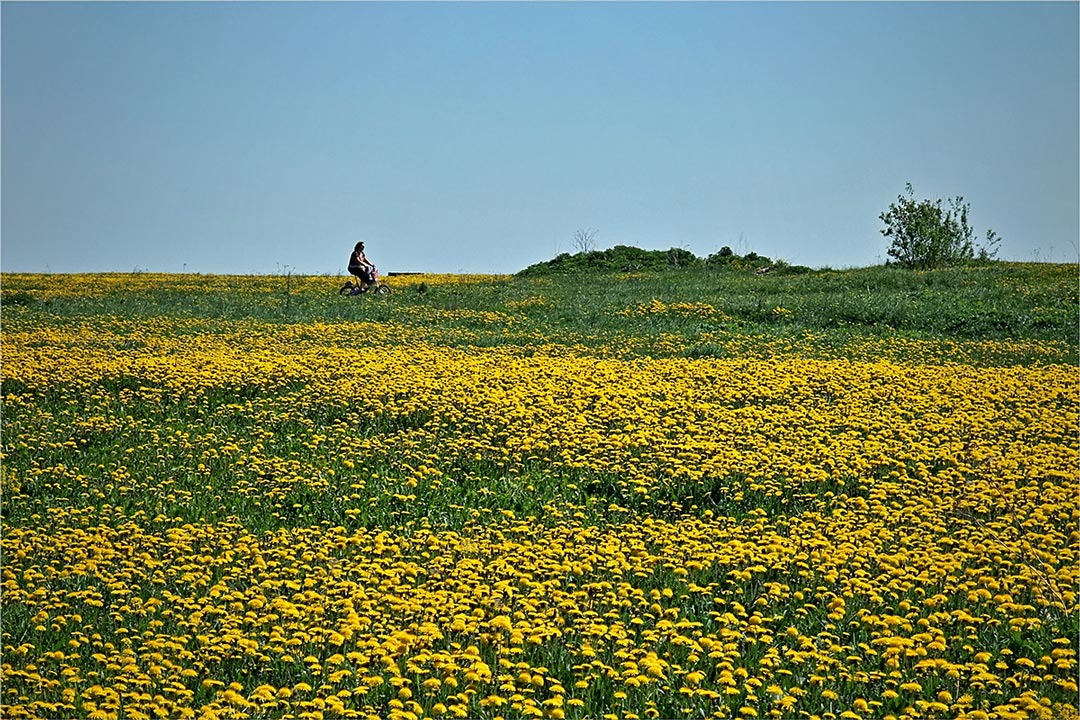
[{"left": 880, "top": 183, "right": 1001, "bottom": 269}]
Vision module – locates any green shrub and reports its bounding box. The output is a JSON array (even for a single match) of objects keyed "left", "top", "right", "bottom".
[
  {"left": 704, "top": 247, "right": 736, "bottom": 268},
  {"left": 518, "top": 245, "right": 703, "bottom": 276},
  {"left": 880, "top": 183, "right": 1001, "bottom": 269},
  {"left": 704, "top": 248, "right": 772, "bottom": 271}
]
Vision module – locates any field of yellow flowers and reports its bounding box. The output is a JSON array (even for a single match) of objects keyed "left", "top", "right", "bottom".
[{"left": 2, "top": 270, "right": 1077, "bottom": 720}]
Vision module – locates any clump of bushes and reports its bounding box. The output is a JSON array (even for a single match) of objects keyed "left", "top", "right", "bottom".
[
  {"left": 703, "top": 247, "right": 783, "bottom": 271},
  {"left": 517, "top": 245, "right": 697, "bottom": 276},
  {"left": 518, "top": 244, "right": 808, "bottom": 277}
]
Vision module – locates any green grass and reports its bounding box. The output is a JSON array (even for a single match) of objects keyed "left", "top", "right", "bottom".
[{"left": 4, "top": 263, "right": 1077, "bottom": 350}]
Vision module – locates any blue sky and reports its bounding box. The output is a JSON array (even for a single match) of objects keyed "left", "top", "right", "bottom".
[{"left": 3, "top": 2, "right": 1077, "bottom": 275}]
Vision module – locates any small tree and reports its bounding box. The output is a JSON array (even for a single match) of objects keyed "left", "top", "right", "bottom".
[
  {"left": 573, "top": 228, "right": 598, "bottom": 254},
  {"left": 880, "top": 183, "right": 1000, "bottom": 269}
]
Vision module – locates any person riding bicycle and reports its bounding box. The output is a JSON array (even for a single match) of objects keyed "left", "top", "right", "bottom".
[{"left": 348, "top": 241, "right": 377, "bottom": 289}]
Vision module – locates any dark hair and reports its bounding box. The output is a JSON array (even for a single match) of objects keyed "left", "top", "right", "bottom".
[{"left": 354, "top": 242, "right": 365, "bottom": 251}]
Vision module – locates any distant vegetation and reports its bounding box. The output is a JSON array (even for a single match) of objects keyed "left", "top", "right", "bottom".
[
  {"left": 517, "top": 244, "right": 810, "bottom": 277},
  {"left": 524, "top": 181, "right": 1005, "bottom": 277}
]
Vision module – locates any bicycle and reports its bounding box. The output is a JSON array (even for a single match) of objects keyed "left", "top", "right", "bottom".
[{"left": 339, "top": 270, "right": 392, "bottom": 295}]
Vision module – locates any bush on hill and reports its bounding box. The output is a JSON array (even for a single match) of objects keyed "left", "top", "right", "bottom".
[
  {"left": 517, "top": 245, "right": 694, "bottom": 277},
  {"left": 880, "top": 183, "right": 1001, "bottom": 269},
  {"left": 704, "top": 247, "right": 776, "bottom": 271},
  {"left": 517, "top": 244, "right": 808, "bottom": 277}
]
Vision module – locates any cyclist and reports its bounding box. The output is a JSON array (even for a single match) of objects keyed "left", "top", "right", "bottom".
[{"left": 348, "top": 241, "right": 376, "bottom": 289}]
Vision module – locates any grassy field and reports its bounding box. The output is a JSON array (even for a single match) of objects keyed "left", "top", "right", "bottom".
[{"left": 1, "top": 263, "right": 1077, "bottom": 720}]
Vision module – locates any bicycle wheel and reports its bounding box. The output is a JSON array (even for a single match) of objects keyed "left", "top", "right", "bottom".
[{"left": 375, "top": 284, "right": 392, "bottom": 295}]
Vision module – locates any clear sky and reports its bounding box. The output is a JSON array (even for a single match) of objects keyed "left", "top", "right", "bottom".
[{"left": 2, "top": 2, "right": 1078, "bottom": 275}]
